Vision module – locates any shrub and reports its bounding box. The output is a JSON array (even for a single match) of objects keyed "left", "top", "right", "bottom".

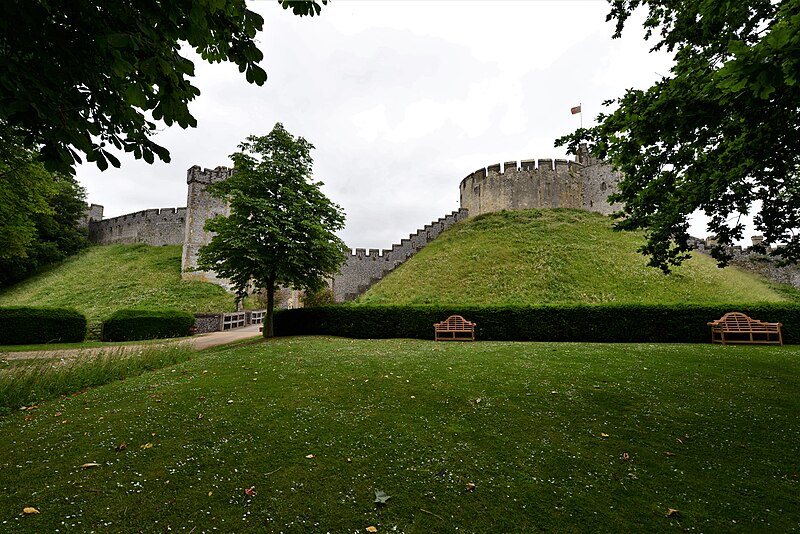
[
  {"left": 102, "top": 309, "right": 196, "bottom": 342},
  {"left": 274, "top": 304, "right": 800, "bottom": 343},
  {"left": 301, "top": 287, "right": 336, "bottom": 307},
  {"left": 0, "top": 307, "right": 86, "bottom": 345}
]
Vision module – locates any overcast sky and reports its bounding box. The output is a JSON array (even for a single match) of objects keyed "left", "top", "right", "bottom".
[{"left": 77, "top": 0, "right": 739, "bottom": 250}]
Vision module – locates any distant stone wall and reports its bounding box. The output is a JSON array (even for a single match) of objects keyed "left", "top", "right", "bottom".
[
  {"left": 87, "top": 207, "right": 187, "bottom": 246},
  {"left": 459, "top": 151, "right": 622, "bottom": 217},
  {"left": 332, "top": 208, "right": 469, "bottom": 302},
  {"left": 690, "top": 237, "right": 800, "bottom": 290}
]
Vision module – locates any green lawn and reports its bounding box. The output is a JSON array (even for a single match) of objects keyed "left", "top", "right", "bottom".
[
  {"left": 0, "top": 244, "right": 237, "bottom": 322},
  {"left": 1, "top": 337, "right": 798, "bottom": 532}
]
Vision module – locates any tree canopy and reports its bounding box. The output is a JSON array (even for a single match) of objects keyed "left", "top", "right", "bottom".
[
  {"left": 0, "top": 135, "right": 89, "bottom": 285},
  {"left": 556, "top": 0, "right": 800, "bottom": 271},
  {"left": 196, "top": 123, "right": 347, "bottom": 337},
  {"left": 0, "top": 0, "right": 326, "bottom": 175}
]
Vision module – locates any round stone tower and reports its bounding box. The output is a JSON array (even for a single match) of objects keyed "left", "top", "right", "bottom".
[{"left": 459, "top": 149, "right": 621, "bottom": 217}]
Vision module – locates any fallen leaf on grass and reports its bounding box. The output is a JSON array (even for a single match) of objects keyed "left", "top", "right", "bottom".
[
  {"left": 600, "top": 433, "right": 609, "bottom": 438},
  {"left": 465, "top": 482, "right": 476, "bottom": 492},
  {"left": 305, "top": 454, "right": 315, "bottom": 459},
  {"left": 366, "top": 527, "right": 378, "bottom": 533},
  {"left": 666, "top": 508, "right": 680, "bottom": 517},
  {"left": 374, "top": 489, "right": 391, "bottom": 504},
  {"left": 208, "top": 491, "right": 213, "bottom": 496},
  {"left": 140, "top": 443, "right": 153, "bottom": 450},
  {"left": 115, "top": 442, "right": 127, "bottom": 452},
  {"left": 245, "top": 486, "right": 256, "bottom": 496},
  {"left": 665, "top": 451, "right": 676, "bottom": 457},
  {"left": 23, "top": 507, "right": 40, "bottom": 514},
  {"left": 81, "top": 463, "right": 100, "bottom": 469},
  {"left": 54, "top": 412, "right": 62, "bottom": 417},
  {"left": 197, "top": 413, "right": 204, "bottom": 420},
  {"left": 622, "top": 452, "right": 629, "bottom": 462}
]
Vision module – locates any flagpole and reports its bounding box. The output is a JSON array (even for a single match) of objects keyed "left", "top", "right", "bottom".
[{"left": 580, "top": 102, "right": 582, "bottom": 129}]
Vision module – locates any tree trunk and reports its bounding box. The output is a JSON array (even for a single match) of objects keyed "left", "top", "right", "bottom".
[{"left": 265, "top": 277, "right": 275, "bottom": 338}]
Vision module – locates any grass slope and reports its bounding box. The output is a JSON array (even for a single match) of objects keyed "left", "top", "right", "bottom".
[
  {"left": 358, "top": 209, "right": 799, "bottom": 305},
  {"left": 0, "top": 244, "right": 236, "bottom": 321},
  {"left": 1, "top": 337, "right": 798, "bottom": 532}
]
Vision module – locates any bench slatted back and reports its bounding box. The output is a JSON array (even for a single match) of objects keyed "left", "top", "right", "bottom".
[
  {"left": 711, "top": 312, "right": 781, "bottom": 332},
  {"left": 435, "top": 315, "right": 475, "bottom": 330}
]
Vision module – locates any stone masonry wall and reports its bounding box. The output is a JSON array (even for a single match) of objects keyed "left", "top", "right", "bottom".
[
  {"left": 87, "top": 207, "right": 187, "bottom": 246},
  {"left": 181, "top": 165, "right": 233, "bottom": 285},
  {"left": 459, "top": 155, "right": 621, "bottom": 217},
  {"left": 690, "top": 238, "right": 800, "bottom": 290},
  {"left": 332, "top": 208, "right": 469, "bottom": 302}
]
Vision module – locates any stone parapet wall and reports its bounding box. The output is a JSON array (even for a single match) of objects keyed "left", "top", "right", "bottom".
[
  {"left": 332, "top": 208, "right": 469, "bottom": 302},
  {"left": 194, "top": 313, "right": 223, "bottom": 334},
  {"left": 87, "top": 207, "right": 187, "bottom": 246}
]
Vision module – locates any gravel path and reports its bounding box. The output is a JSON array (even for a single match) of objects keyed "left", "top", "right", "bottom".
[{"left": 1, "top": 325, "right": 263, "bottom": 360}]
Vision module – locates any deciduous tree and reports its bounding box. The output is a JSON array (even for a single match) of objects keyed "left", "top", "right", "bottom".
[
  {"left": 557, "top": 0, "right": 800, "bottom": 272},
  {"left": 0, "top": 134, "right": 89, "bottom": 285},
  {"left": 0, "top": 0, "right": 326, "bottom": 174},
  {"left": 197, "top": 123, "right": 347, "bottom": 337}
]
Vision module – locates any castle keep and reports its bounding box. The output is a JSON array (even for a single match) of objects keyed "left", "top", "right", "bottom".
[
  {"left": 86, "top": 149, "right": 621, "bottom": 301},
  {"left": 459, "top": 147, "right": 621, "bottom": 217}
]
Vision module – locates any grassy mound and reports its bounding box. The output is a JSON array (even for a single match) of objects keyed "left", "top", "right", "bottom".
[
  {"left": 1, "top": 337, "right": 798, "bottom": 531},
  {"left": 0, "top": 244, "right": 236, "bottom": 321},
  {"left": 357, "top": 209, "right": 799, "bottom": 305}
]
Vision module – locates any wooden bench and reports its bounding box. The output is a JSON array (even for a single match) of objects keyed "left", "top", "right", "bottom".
[
  {"left": 708, "top": 312, "right": 783, "bottom": 345},
  {"left": 434, "top": 315, "right": 476, "bottom": 341}
]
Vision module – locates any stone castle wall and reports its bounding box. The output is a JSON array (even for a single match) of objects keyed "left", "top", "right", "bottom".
[
  {"left": 87, "top": 207, "right": 187, "bottom": 246},
  {"left": 331, "top": 209, "right": 469, "bottom": 301},
  {"left": 459, "top": 152, "right": 621, "bottom": 217}
]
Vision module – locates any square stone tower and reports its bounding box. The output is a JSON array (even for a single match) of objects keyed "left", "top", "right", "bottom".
[{"left": 181, "top": 165, "right": 233, "bottom": 284}]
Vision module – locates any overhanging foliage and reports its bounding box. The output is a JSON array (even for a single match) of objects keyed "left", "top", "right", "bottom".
[{"left": 557, "top": 0, "right": 800, "bottom": 272}]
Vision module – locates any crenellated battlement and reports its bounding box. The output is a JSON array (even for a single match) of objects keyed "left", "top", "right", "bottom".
[
  {"left": 186, "top": 165, "right": 234, "bottom": 185},
  {"left": 459, "top": 154, "right": 619, "bottom": 217},
  {"left": 331, "top": 208, "right": 469, "bottom": 301},
  {"left": 87, "top": 206, "right": 187, "bottom": 246}
]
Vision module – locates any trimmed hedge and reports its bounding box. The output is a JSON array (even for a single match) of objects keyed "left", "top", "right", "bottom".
[
  {"left": 0, "top": 307, "right": 87, "bottom": 345},
  {"left": 274, "top": 304, "right": 800, "bottom": 344},
  {"left": 102, "top": 309, "right": 196, "bottom": 342}
]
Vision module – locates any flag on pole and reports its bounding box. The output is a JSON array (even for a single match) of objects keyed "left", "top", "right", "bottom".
[{"left": 570, "top": 105, "right": 582, "bottom": 115}]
